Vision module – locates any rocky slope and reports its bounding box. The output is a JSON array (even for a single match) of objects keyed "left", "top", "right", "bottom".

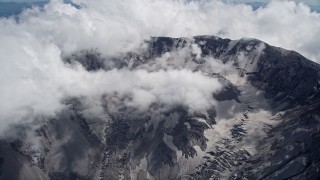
[{"left": 0, "top": 36, "right": 319, "bottom": 180}]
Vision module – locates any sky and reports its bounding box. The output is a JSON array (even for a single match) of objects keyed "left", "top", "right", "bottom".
[
  {"left": 0, "top": 0, "right": 319, "bottom": 6},
  {"left": 0, "top": 0, "right": 317, "bottom": 4},
  {"left": 0, "top": 0, "right": 320, "bottom": 138},
  {"left": 227, "top": 0, "right": 319, "bottom": 6}
]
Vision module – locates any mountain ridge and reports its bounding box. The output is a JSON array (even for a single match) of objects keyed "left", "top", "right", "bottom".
[{"left": 0, "top": 35, "right": 319, "bottom": 180}]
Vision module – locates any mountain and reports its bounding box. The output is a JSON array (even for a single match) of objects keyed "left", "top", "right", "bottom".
[
  {"left": 0, "top": 36, "right": 320, "bottom": 180},
  {"left": 242, "top": 2, "right": 267, "bottom": 10},
  {"left": 0, "top": 2, "right": 47, "bottom": 17},
  {"left": 0, "top": 1, "right": 79, "bottom": 17}
]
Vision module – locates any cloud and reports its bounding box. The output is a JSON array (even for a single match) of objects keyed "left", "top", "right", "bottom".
[
  {"left": 0, "top": 0, "right": 319, "bottom": 136},
  {"left": 0, "top": 32, "right": 223, "bottom": 136},
  {"left": 3, "top": 0, "right": 319, "bottom": 59}
]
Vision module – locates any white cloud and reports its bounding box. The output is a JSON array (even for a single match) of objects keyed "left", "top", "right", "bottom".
[
  {"left": 4, "top": 0, "right": 319, "bottom": 60},
  {"left": 0, "top": 31, "right": 223, "bottom": 136},
  {"left": 0, "top": 0, "right": 319, "bottom": 136}
]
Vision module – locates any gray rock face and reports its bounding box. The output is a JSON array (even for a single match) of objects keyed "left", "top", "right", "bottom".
[{"left": 1, "top": 36, "right": 319, "bottom": 180}]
